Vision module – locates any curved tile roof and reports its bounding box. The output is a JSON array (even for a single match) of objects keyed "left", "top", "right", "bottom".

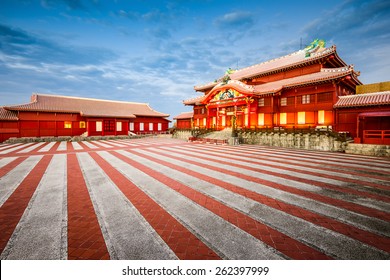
[
  {"left": 252, "top": 66, "right": 357, "bottom": 94},
  {"left": 5, "top": 94, "right": 170, "bottom": 118},
  {"left": 194, "top": 81, "right": 218, "bottom": 91},
  {"left": 0, "top": 107, "right": 18, "bottom": 121},
  {"left": 334, "top": 91, "right": 390, "bottom": 108},
  {"left": 183, "top": 95, "right": 205, "bottom": 105},
  {"left": 173, "top": 111, "right": 193, "bottom": 119},
  {"left": 215, "top": 80, "right": 255, "bottom": 93},
  {"left": 230, "top": 46, "right": 340, "bottom": 80}
]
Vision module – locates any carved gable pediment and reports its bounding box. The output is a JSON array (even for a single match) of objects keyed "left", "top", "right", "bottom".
[
  {"left": 211, "top": 88, "right": 243, "bottom": 101},
  {"left": 202, "top": 80, "right": 255, "bottom": 104}
]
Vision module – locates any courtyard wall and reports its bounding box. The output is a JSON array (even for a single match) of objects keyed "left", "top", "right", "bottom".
[{"left": 237, "top": 131, "right": 347, "bottom": 152}]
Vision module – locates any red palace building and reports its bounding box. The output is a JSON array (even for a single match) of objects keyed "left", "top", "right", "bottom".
[
  {"left": 0, "top": 93, "right": 170, "bottom": 142},
  {"left": 334, "top": 83, "right": 390, "bottom": 145},
  {"left": 176, "top": 40, "right": 390, "bottom": 145},
  {"left": 173, "top": 111, "right": 193, "bottom": 130}
]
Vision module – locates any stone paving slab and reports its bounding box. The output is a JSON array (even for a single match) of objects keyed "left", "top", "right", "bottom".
[{"left": 0, "top": 138, "right": 389, "bottom": 260}]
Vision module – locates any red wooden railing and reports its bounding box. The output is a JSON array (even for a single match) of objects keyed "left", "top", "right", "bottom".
[{"left": 363, "top": 130, "right": 390, "bottom": 145}]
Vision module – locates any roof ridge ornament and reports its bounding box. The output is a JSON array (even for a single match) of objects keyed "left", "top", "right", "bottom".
[
  {"left": 218, "top": 74, "right": 231, "bottom": 85},
  {"left": 31, "top": 94, "right": 38, "bottom": 103},
  {"left": 213, "top": 68, "right": 237, "bottom": 85},
  {"left": 225, "top": 67, "right": 236, "bottom": 75},
  {"left": 304, "top": 39, "right": 326, "bottom": 57}
]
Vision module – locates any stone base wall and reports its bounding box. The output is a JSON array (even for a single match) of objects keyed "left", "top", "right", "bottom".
[
  {"left": 163, "top": 129, "right": 390, "bottom": 157},
  {"left": 237, "top": 131, "right": 347, "bottom": 152},
  {"left": 172, "top": 130, "right": 192, "bottom": 140},
  {"left": 345, "top": 143, "right": 390, "bottom": 157},
  {"left": 5, "top": 136, "right": 72, "bottom": 144},
  {"left": 156, "top": 134, "right": 173, "bottom": 138},
  {"left": 5, "top": 134, "right": 151, "bottom": 144}
]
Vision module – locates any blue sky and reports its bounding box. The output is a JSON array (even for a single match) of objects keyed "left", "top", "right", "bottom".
[{"left": 1, "top": 0, "right": 389, "bottom": 119}]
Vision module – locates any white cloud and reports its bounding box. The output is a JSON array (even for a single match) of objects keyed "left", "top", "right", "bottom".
[{"left": 214, "top": 11, "right": 254, "bottom": 28}]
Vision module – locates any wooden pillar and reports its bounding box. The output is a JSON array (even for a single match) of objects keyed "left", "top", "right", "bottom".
[
  {"left": 18, "top": 111, "right": 21, "bottom": 138},
  {"left": 207, "top": 106, "right": 210, "bottom": 129},
  {"left": 253, "top": 98, "right": 258, "bottom": 128},
  {"left": 216, "top": 108, "right": 219, "bottom": 130},
  {"left": 356, "top": 115, "right": 360, "bottom": 139},
  {"left": 247, "top": 98, "right": 251, "bottom": 128},
  {"left": 114, "top": 118, "right": 117, "bottom": 136},
  {"left": 87, "top": 120, "right": 90, "bottom": 136},
  {"left": 271, "top": 94, "right": 275, "bottom": 127}
]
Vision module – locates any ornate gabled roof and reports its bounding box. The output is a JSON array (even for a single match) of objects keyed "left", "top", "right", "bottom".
[
  {"left": 201, "top": 80, "right": 256, "bottom": 103},
  {"left": 173, "top": 111, "right": 193, "bottom": 119},
  {"left": 185, "top": 66, "right": 359, "bottom": 105},
  {"left": 334, "top": 91, "right": 390, "bottom": 108},
  {"left": 194, "top": 44, "right": 346, "bottom": 92},
  {"left": 0, "top": 107, "right": 18, "bottom": 121},
  {"left": 5, "top": 93, "right": 170, "bottom": 118}
]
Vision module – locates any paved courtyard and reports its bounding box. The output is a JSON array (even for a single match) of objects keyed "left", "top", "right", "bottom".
[{"left": 0, "top": 137, "right": 389, "bottom": 260}]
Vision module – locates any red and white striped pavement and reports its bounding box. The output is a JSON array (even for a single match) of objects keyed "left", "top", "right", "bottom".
[{"left": 0, "top": 138, "right": 389, "bottom": 260}]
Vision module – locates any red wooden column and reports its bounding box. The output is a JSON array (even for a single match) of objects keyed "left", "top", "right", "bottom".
[
  {"left": 271, "top": 95, "right": 275, "bottom": 127},
  {"left": 252, "top": 97, "right": 258, "bottom": 128},
  {"left": 246, "top": 98, "right": 251, "bottom": 128},
  {"left": 18, "top": 114, "right": 21, "bottom": 138},
  {"left": 356, "top": 115, "right": 360, "bottom": 143},
  {"left": 87, "top": 120, "right": 91, "bottom": 136},
  {"left": 123, "top": 120, "right": 128, "bottom": 135},
  {"left": 216, "top": 107, "right": 219, "bottom": 130}
]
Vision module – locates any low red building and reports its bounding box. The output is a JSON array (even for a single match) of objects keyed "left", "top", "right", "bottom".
[
  {"left": 334, "top": 83, "right": 390, "bottom": 145},
  {"left": 173, "top": 111, "right": 193, "bottom": 129},
  {"left": 0, "top": 93, "right": 170, "bottom": 142}
]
